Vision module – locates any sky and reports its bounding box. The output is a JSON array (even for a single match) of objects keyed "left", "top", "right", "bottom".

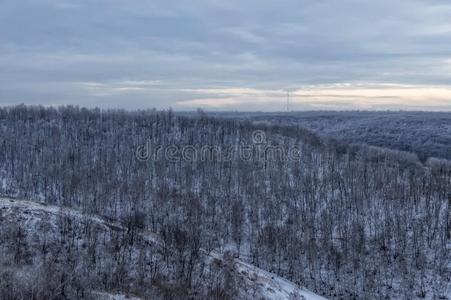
[{"left": 1, "top": 0, "right": 451, "bottom": 111}]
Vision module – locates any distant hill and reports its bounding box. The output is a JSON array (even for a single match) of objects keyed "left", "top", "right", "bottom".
[{"left": 215, "top": 111, "right": 451, "bottom": 162}]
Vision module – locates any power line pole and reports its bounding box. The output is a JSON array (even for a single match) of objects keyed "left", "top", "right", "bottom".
[{"left": 286, "top": 90, "right": 290, "bottom": 112}]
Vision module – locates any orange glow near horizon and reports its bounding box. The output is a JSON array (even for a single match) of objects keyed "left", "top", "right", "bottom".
[{"left": 176, "top": 84, "right": 451, "bottom": 110}]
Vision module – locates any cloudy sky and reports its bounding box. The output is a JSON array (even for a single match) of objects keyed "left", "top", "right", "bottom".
[{"left": 1, "top": 0, "right": 451, "bottom": 111}]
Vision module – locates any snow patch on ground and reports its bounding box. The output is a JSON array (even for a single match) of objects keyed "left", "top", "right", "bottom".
[{"left": 91, "top": 291, "right": 142, "bottom": 300}]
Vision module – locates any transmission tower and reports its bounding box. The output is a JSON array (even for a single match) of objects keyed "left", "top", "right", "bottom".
[{"left": 286, "top": 90, "right": 290, "bottom": 112}]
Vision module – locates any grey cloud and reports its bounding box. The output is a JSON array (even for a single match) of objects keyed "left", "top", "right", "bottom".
[{"left": 0, "top": 0, "right": 450, "bottom": 109}]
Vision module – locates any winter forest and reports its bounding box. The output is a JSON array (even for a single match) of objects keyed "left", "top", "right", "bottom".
[
  {"left": 0, "top": 105, "right": 449, "bottom": 300},
  {"left": 225, "top": 111, "right": 451, "bottom": 162}
]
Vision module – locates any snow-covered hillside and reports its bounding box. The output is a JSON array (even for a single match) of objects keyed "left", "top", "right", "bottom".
[{"left": 0, "top": 197, "right": 327, "bottom": 300}]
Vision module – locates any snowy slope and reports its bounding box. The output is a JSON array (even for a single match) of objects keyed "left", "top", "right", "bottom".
[
  {"left": 91, "top": 291, "right": 143, "bottom": 300},
  {"left": 227, "top": 254, "right": 326, "bottom": 300},
  {"left": 0, "top": 197, "right": 327, "bottom": 300}
]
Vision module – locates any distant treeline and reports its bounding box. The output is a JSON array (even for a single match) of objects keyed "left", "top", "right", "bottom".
[{"left": 231, "top": 111, "right": 451, "bottom": 162}]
